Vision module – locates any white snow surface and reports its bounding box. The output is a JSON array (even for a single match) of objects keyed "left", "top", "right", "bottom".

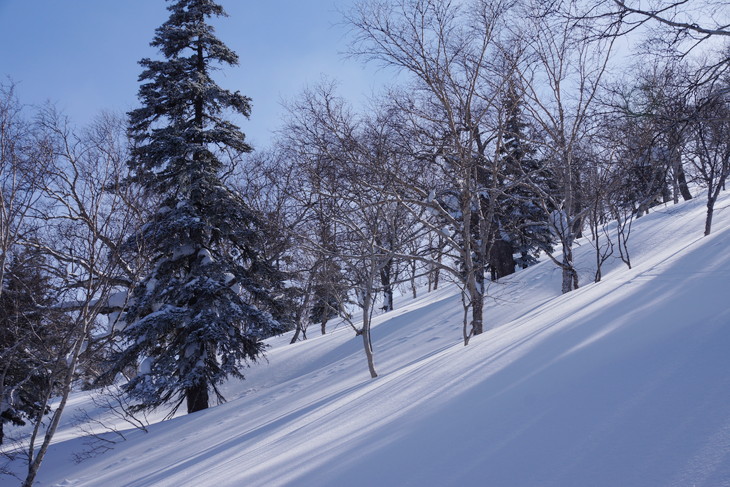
[{"left": 8, "top": 192, "right": 730, "bottom": 486}]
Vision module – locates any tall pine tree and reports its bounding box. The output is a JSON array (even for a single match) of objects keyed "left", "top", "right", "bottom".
[{"left": 116, "top": 0, "right": 285, "bottom": 414}]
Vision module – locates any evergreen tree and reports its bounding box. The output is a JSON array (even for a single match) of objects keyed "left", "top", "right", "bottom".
[
  {"left": 115, "top": 0, "right": 285, "bottom": 414},
  {"left": 498, "top": 77, "right": 554, "bottom": 270},
  {"left": 0, "top": 248, "right": 66, "bottom": 445}
]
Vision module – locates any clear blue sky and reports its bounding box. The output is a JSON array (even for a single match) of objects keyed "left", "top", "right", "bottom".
[{"left": 0, "top": 0, "right": 385, "bottom": 148}]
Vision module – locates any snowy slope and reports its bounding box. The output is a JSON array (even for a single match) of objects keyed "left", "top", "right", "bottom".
[{"left": 9, "top": 192, "right": 730, "bottom": 487}]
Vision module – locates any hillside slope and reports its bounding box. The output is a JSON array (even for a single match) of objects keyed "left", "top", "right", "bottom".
[{"left": 12, "top": 192, "right": 730, "bottom": 487}]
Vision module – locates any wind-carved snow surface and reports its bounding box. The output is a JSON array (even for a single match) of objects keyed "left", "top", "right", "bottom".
[{"left": 16, "top": 192, "right": 730, "bottom": 487}]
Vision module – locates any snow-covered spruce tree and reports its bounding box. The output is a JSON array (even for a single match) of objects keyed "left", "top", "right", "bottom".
[
  {"left": 0, "top": 248, "right": 67, "bottom": 446},
  {"left": 116, "top": 0, "right": 286, "bottom": 415},
  {"left": 497, "top": 76, "right": 554, "bottom": 271}
]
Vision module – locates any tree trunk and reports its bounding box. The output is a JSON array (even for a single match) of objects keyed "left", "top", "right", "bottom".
[
  {"left": 290, "top": 324, "right": 304, "bottom": 344},
  {"left": 561, "top": 243, "right": 578, "bottom": 294},
  {"left": 489, "top": 239, "right": 515, "bottom": 280},
  {"left": 361, "top": 326, "right": 378, "bottom": 379},
  {"left": 469, "top": 258, "right": 485, "bottom": 340},
  {"left": 410, "top": 260, "right": 417, "bottom": 299},
  {"left": 186, "top": 381, "right": 209, "bottom": 413},
  {"left": 380, "top": 259, "right": 394, "bottom": 312},
  {"left": 430, "top": 265, "right": 440, "bottom": 291},
  {"left": 290, "top": 286, "right": 313, "bottom": 344},
  {"left": 471, "top": 288, "right": 484, "bottom": 336},
  {"left": 704, "top": 200, "right": 714, "bottom": 236},
  {"left": 429, "top": 238, "right": 443, "bottom": 292},
  {"left": 677, "top": 163, "right": 693, "bottom": 201},
  {"left": 23, "top": 333, "right": 85, "bottom": 487},
  {"left": 360, "top": 294, "right": 377, "bottom": 378},
  {"left": 704, "top": 183, "right": 722, "bottom": 237}
]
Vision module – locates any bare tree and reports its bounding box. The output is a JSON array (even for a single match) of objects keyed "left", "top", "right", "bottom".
[
  {"left": 6, "top": 110, "right": 141, "bottom": 487},
  {"left": 607, "top": 1, "right": 730, "bottom": 41},
  {"left": 281, "top": 82, "right": 427, "bottom": 376},
  {"left": 278, "top": 83, "right": 356, "bottom": 340},
  {"left": 232, "top": 149, "right": 312, "bottom": 342},
  {"left": 686, "top": 89, "right": 730, "bottom": 236},
  {"left": 579, "top": 142, "right": 616, "bottom": 283},
  {"left": 514, "top": 0, "right": 619, "bottom": 293},
  {"left": 1, "top": 84, "right": 57, "bottom": 451},
  {"left": 0, "top": 83, "right": 49, "bottom": 300},
  {"left": 347, "top": 0, "right": 515, "bottom": 340},
  {"left": 609, "top": 60, "right": 696, "bottom": 207}
]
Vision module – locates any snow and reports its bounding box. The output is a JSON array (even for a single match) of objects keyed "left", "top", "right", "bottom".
[
  {"left": 106, "top": 290, "right": 128, "bottom": 309},
  {"left": 138, "top": 357, "right": 152, "bottom": 376},
  {"left": 223, "top": 273, "right": 242, "bottom": 294},
  {"left": 198, "top": 248, "right": 214, "bottom": 265},
  {"left": 171, "top": 244, "right": 195, "bottom": 261},
  {"left": 549, "top": 208, "right": 570, "bottom": 239},
  {"left": 5, "top": 192, "right": 730, "bottom": 486},
  {"left": 108, "top": 311, "right": 124, "bottom": 332}
]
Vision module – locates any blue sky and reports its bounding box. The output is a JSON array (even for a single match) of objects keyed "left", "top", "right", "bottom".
[{"left": 0, "top": 0, "right": 386, "bottom": 148}]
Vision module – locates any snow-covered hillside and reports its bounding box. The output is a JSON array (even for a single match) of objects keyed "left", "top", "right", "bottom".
[{"left": 8, "top": 192, "right": 730, "bottom": 487}]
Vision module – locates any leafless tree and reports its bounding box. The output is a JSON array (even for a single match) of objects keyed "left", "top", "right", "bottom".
[
  {"left": 514, "top": 0, "right": 619, "bottom": 293},
  {"left": 609, "top": 60, "right": 697, "bottom": 207},
  {"left": 0, "top": 83, "right": 49, "bottom": 299},
  {"left": 71, "top": 382, "right": 150, "bottom": 464},
  {"left": 606, "top": 1, "right": 730, "bottom": 40},
  {"left": 346, "top": 0, "right": 515, "bottom": 340},
  {"left": 232, "top": 149, "right": 311, "bottom": 341},
  {"left": 6, "top": 109, "right": 142, "bottom": 487},
  {"left": 1, "top": 84, "right": 57, "bottom": 451},
  {"left": 685, "top": 88, "right": 730, "bottom": 236},
  {"left": 579, "top": 142, "right": 616, "bottom": 282},
  {"left": 281, "top": 82, "right": 427, "bottom": 376},
  {"left": 278, "top": 83, "right": 356, "bottom": 340}
]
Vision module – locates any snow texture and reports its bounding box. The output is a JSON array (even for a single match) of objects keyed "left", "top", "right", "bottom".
[{"left": 6, "top": 191, "right": 730, "bottom": 486}]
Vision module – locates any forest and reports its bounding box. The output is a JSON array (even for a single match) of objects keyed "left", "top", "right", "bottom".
[{"left": 2, "top": 1, "right": 729, "bottom": 485}]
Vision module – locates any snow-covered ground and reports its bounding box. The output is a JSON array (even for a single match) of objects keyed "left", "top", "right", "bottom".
[{"left": 5, "top": 191, "right": 730, "bottom": 487}]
